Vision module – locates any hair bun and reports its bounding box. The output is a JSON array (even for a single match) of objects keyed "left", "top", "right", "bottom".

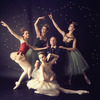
[
  {"left": 38, "top": 51, "right": 45, "bottom": 55},
  {"left": 44, "top": 24, "right": 49, "bottom": 30},
  {"left": 20, "top": 27, "right": 26, "bottom": 34},
  {"left": 72, "top": 22, "right": 78, "bottom": 26}
]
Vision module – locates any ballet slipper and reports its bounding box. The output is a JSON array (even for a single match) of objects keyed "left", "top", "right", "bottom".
[
  {"left": 77, "top": 90, "right": 89, "bottom": 95},
  {"left": 13, "top": 81, "right": 20, "bottom": 90},
  {"left": 34, "top": 90, "right": 40, "bottom": 94},
  {"left": 85, "top": 76, "right": 91, "bottom": 85}
]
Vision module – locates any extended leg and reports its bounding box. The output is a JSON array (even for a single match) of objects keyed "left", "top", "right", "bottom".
[
  {"left": 13, "top": 70, "right": 27, "bottom": 89},
  {"left": 83, "top": 72, "right": 91, "bottom": 85},
  {"left": 58, "top": 87, "right": 89, "bottom": 95},
  {"left": 67, "top": 75, "right": 72, "bottom": 85},
  {"left": 34, "top": 89, "right": 60, "bottom": 96}
]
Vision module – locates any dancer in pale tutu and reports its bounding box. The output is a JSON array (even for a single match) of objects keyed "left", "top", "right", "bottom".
[
  {"left": 27, "top": 52, "right": 89, "bottom": 96},
  {"left": 1, "top": 21, "right": 48, "bottom": 89},
  {"left": 48, "top": 13, "right": 91, "bottom": 85}
]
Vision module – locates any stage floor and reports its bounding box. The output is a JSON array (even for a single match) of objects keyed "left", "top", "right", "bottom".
[{"left": 0, "top": 75, "right": 99, "bottom": 100}]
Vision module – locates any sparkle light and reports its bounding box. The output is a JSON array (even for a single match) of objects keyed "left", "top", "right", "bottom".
[{"left": 1, "top": 0, "right": 99, "bottom": 74}]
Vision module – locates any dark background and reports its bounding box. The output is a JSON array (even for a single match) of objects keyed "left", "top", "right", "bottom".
[{"left": 0, "top": 0, "right": 100, "bottom": 100}]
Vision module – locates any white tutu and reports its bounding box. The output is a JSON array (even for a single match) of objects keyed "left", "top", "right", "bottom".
[{"left": 10, "top": 51, "right": 25, "bottom": 62}]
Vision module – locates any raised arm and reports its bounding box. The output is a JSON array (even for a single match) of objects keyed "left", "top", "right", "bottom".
[
  {"left": 34, "top": 16, "right": 45, "bottom": 38},
  {"left": 48, "top": 14, "right": 65, "bottom": 37},
  {"left": 1, "top": 21, "right": 22, "bottom": 40},
  {"left": 47, "top": 53, "right": 59, "bottom": 65},
  {"left": 59, "top": 38, "right": 76, "bottom": 51}
]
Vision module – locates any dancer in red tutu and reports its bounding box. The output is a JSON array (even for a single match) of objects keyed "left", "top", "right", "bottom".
[{"left": 1, "top": 21, "right": 48, "bottom": 89}]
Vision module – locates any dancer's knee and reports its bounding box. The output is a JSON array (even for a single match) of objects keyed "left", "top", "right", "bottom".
[
  {"left": 52, "top": 90, "right": 60, "bottom": 96},
  {"left": 23, "top": 69, "right": 28, "bottom": 75},
  {"left": 55, "top": 90, "right": 60, "bottom": 96}
]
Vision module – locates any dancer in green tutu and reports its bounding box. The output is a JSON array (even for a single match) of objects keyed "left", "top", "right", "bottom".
[
  {"left": 48, "top": 13, "right": 91, "bottom": 85},
  {"left": 26, "top": 16, "right": 49, "bottom": 77}
]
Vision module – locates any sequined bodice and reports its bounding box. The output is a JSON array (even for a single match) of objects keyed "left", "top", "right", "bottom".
[{"left": 18, "top": 42, "right": 29, "bottom": 54}]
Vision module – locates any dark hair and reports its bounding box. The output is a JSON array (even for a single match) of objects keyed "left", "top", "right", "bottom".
[
  {"left": 20, "top": 27, "right": 26, "bottom": 35},
  {"left": 50, "top": 36, "right": 57, "bottom": 41},
  {"left": 43, "top": 24, "right": 49, "bottom": 31},
  {"left": 71, "top": 22, "right": 78, "bottom": 28},
  {"left": 38, "top": 51, "right": 45, "bottom": 56}
]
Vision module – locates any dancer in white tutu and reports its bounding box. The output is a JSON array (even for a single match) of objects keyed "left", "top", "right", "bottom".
[
  {"left": 27, "top": 52, "right": 89, "bottom": 96},
  {"left": 1, "top": 21, "right": 48, "bottom": 89}
]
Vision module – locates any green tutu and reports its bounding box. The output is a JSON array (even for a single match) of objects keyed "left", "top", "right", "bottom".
[
  {"left": 26, "top": 49, "right": 39, "bottom": 66},
  {"left": 26, "top": 37, "right": 47, "bottom": 77},
  {"left": 64, "top": 48, "right": 89, "bottom": 75}
]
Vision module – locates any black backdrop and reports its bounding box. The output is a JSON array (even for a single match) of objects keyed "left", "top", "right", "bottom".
[{"left": 0, "top": 0, "right": 100, "bottom": 97}]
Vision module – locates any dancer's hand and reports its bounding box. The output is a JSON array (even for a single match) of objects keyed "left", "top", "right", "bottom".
[
  {"left": 38, "top": 16, "right": 45, "bottom": 20},
  {"left": 1, "top": 21, "right": 8, "bottom": 27},
  {"left": 59, "top": 46, "right": 65, "bottom": 49},
  {"left": 48, "top": 13, "right": 53, "bottom": 20},
  {"left": 34, "top": 16, "right": 45, "bottom": 25},
  {"left": 44, "top": 46, "right": 49, "bottom": 49}
]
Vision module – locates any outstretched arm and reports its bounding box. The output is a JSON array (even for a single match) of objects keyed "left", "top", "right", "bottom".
[
  {"left": 47, "top": 53, "right": 59, "bottom": 65},
  {"left": 59, "top": 38, "right": 76, "bottom": 51},
  {"left": 48, "top": 13, "right": 65, "bottom": 37},
  {"left": 29, "top": 44, "right": 49, "bottom": 51},
  {"left": 34, "top": 16, "right": 45, "bottom": 38},
  {"left": 1, "top": 21, "right": 22, "bottom": 40}
]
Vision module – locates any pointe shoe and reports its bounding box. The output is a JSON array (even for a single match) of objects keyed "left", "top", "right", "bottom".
[
  {"left": 13, "top": 82, "right": 20, "bottom": 90},
  {"left": 34, "top": 90, "right": 40, "bottom": 94},
  {"left": 77, "top": 90, "right": 89, "bottom": 95},
  {"left": 87, "top": 80, "right": 91, "bottom": 85}
]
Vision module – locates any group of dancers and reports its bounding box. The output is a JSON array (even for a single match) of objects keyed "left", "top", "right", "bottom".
[{"left": 1, "top": 13, "right": 91, "bottom": 96}]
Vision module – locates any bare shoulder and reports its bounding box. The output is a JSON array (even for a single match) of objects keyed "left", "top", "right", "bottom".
[{"left": 20, "top": 37, "right": 26, "bottom": 43}]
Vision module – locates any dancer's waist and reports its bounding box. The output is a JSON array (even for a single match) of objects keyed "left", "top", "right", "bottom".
[{"left": 17, "top": 50, "right": 25, "bottom": 55}]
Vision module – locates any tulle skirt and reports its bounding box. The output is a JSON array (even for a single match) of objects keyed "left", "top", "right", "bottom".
[
  {"left": 10, "top": 51, "right": 32, "bottom": 71},
  {"left": 26, "top": 49, "right": 39, "bottom": 66},
  {"left": 27, "top": 68, "right": 59, "bottom": 90},
  {"left": 10, "top": 51, "right": 25, "bottom": 63},
  {"left": 27, "top": 79, "right": 59, "bottom": 90},
  {"left": 64, "top": 49, "right": 89, "bottom": 75}
]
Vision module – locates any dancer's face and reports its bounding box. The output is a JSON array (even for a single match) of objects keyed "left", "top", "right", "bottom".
[
  {"left": 41, "top": 26, "right": 47, "bottom": 34},
  {"left": 50, "top": 37, "right": 57, "bottom": 46},
  {"left": 23, "top": 31, "right": 29, "bottom": 38},
  {"left": 38, "top": 54, "right": 46, "bottom": 63},
  {"left": 68, "top": 24, "right": 75, "bottom": 32}
]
